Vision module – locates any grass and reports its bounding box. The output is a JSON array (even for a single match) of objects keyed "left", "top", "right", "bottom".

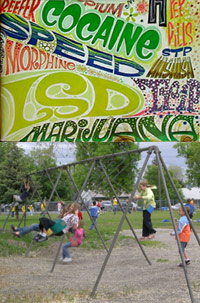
[
  {"left": 0, "top": 209, "right": 200, "bottom": 256},
  {"left": 157, "top": 258, "right": 169, "bottom": 262}
]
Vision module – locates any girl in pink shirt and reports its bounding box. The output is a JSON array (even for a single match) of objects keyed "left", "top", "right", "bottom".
[{"left": 62, "top": 220, "right": 85, "bottom": 263}]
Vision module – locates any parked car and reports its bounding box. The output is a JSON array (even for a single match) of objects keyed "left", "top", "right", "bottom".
[
  {"left": 0, "top": 204, "right": 23, "bottom": 212},
  {"left": 115, "top": 201, "right": 137, "bottom": 212},
  {"left": 100, "top": 201, "right": 112, "bottom": 211},
  {"left": 172, "top": 203, "right": 185, "bottom": 210},
  {"left": 159, "top": 206, "right": 169, "bottom": 211},
  {"left": 1, "top": 204, "right": 11, "bottom": 212},
  {"left": 33, "top": 202, "right": 41, "bottom": 211}
]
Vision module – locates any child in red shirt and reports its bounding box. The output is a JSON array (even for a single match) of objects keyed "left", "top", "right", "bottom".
[{"left": 170, "top": 206, "right": 191, "bottom": 267}]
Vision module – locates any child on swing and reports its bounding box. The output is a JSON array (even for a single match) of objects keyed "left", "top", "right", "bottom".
[
  {"left": 35, "top": 202, "right": 80, "bottom": 242},
  {"left": 62, "top": 220, "right": 85, "bottom": 263}
]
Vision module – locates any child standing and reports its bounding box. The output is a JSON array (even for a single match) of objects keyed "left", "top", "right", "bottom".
[
  {"left": 112, "top": 197, "right": 118, "bottom": 215},
  {"left": 170, "top": 206, "right": 191, "bottom": 267},
  {"left": 40, "top": 198, "right": 47, "bottom": 214},
  {"left": 89, "top": 201, "right": 99, "bottom": 230},
  {"left": 28, "top": 204, "right": 33, "bottom": 216},
  {"left": 62, "top": 220, "right": 85, "bottom": 263},
  {"left": 11, "top": 205, "right": 15, "bottom": 217},
  {"left": 134, "top": 181, "right": 156, "bottom": 240}
]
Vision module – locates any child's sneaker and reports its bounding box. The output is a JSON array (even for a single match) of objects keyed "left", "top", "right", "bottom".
[
  {"left": 36, "top": 234, "right": 48, "bottom": 242},
  {"left": 62, "top": 257, "right": 72, "bottom": 263},
  {"left": 185, "top": 259, "right": 191, "bottom": 265}
]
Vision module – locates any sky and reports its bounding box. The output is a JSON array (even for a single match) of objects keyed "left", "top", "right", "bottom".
[{"left": 17, "top": 142, "right": 186, "bottom": 170}]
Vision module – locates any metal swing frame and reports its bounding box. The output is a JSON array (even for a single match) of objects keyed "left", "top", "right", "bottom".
[
  {"left": 1, "top": 146, "right": 200, "bottom": 302},
  {"left": 25, "top": 147, "right": 151, "bottom": 272}
]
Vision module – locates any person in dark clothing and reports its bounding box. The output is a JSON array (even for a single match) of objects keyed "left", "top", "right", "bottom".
[{"left": 13, "top": 178, "right": 33, "bottom": 219}]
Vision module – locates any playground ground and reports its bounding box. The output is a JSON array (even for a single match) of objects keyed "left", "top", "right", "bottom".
[{"left": 0, "top": 228, "right": 200, "bottom": 303}]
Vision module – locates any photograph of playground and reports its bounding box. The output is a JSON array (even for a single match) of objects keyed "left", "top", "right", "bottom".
[
  {"left": 0, "top": 213, "right": 200, "bottom": 303},
  {"left": 0, "top": 142, "right": 200, "bottom": 303}
]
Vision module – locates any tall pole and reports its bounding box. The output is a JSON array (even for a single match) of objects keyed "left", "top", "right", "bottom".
[
  {"left": 98, "top": 159, "right": 151, "bottom": 265},
  {"left": 90, "top": 147, "right": 153, "bottom": 298},
  {"left": 154, "top": 147, "right": 195, "bottom": 303}
]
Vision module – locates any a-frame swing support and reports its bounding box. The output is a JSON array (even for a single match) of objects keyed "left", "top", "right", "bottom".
[
  {"left": 26, "top": 148, "right": 152, "bottom": 271},
  {"left": 90, "top": 146, "right": 200, "bottom": 303},
  {"left": 1, "top": 146, "right": 200, "bottom": 302}
]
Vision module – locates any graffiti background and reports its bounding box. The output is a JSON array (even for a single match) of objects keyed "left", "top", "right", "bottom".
[{"left": 0, "top": 0, "right": 199, "bottom": 142}]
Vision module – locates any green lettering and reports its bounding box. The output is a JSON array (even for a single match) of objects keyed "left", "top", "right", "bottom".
[
  {"left": 117, "top": 24, "right": 143, "bottom": 56},
  {"left": 108, "top": 19, "right": 124, "bottom": 51},
  {"left": 20, "top": 124, "right": 50, "bottom": 142},
  {"left": 42, "top": 0, "right": 65, "bottom": 27},
  {"left": 76, "top": 13, "right": 101, "bottom": 41},
  {"left": 136, "top": 29, "right": 160, "bottom": 60},
  {"left": 46, "top": 122, "right": 65, "bottom": 141},
  {"left": 168, "top": 116, "right": 198, "bottom": 141},
  {"left": 61, "top": 121, "right": 77, "bottom": 142},
  {"left": 92, "top": 16, "right": 115, "bottom": 47},
  {"left": 59, "top": 4, "right": 81, "bottom": 33}
]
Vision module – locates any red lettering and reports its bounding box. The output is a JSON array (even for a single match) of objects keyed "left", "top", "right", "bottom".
[
  {"left": 20, "top": 46, "right": 31, "bottom": 70},
  {"left": 13, "top": 0, "right": 21, "bottom": 14},
  {"left": 186, "top": 23, "right": 193, "bottom": 44},
  {"left": 28, "top": 0, "right": 41, "bottom": 22},
  {"left": 67, "top": 62, "right": 76, "bottom": 70},
  {"left": 0, "top": 0, "right": 9, "bottom": 12},
  {"left": 18, "top": 0, "right": 26, "bottom": 15},
  {"left": 178, "top": 0, "right": 185, "bottom": 16},
  {"left": 84, "top": 0, "right": 95, "bottom": 7},
  {"left": 23, "top": 0, "right": 31, "bottom": 19},
  {"left": 39, "top": 50, "right": 47, "bottom": 69},
  {"left": 107, "top": 3, "right": 124, "bottom": 17},
  {"left": 30, "top": 47, "right": 39, "bottom": 70},
  {"left": 7, "top": 0, "right": 15, "bottom": 13},
  {"left": 5, "top": 40, "right": 22, "bottom": 75},
  {"left": 45, "top": 53, "right": 54, "bottom": 69},
  {"left": 177, "top": 23, "right": 183, "bottom": 46},
  {"left": 58, "top": 59, "right": 67, "bottom": 69},
  {"left": 168, "top": 22, "right": 174, "bottom": 45}
]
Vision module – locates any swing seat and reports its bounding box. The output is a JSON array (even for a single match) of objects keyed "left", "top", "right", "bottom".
[
  {"left": 69, "top": 236, "right": 78, "bottom": 247},
  {"left": 50, "top": 218, "right": 67, "bottom": 234}
]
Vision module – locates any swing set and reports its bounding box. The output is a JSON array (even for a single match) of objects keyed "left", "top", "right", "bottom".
[{"left": 1, "top": 146, "right": 200, "bottom": 303}]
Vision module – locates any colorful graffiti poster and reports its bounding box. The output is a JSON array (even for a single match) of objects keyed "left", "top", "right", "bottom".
[{"left": 0, "top": 0, "right": 199, "bottom": 142}]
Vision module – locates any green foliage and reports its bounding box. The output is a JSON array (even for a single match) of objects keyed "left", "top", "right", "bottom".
[
  {"left": 174, "top": 142, "right": 200, "bottom": 186},
  {"left": 0, "top": 143, "right": 73, "bottom": 206},
  {"left": 0, "top": 143, "right": 32, "bottom": 204},
  {"left": 29, "top": 144, "right": 57, "bottom": 169},
  {"left": 0, "top": 213, "right": 60, "bottom": 257},
  {"left": 0, "top": 210, "right": 200, "bottom": 256},
  {"left": 74, "top": 142, "right": 140, "bottom": 197},
  {"left": 144, "top": 164, "right": 184, "bottom": 204}
]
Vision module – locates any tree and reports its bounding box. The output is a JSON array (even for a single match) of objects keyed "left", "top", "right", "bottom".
[
  {"left": 29, "top": 144, "right": 71, "bottom": 201},
  {"left": 174, "top": 142, "right": 200, "bottom": 186},
  {"left": 0, "top": 143, "right": 72, "bottom": 207},
  {"left": 0, "top": 143, "right": 32, "bottom": 204},
  {"left": 29, "top": 144, "right": 57, "bottom": 170},
  {"left": 144, "top": 164, "right": 184, "bottom": 206},
  {"left": 74, "top": 142, "right": 140, "bottom": 198},
  {"left": 168, "top": 165, "right": 185, "bottom": 187}
]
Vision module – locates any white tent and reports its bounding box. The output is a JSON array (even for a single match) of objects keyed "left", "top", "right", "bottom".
[{"left": 182, "top": 187, "right": 200, "bottom": 200}]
